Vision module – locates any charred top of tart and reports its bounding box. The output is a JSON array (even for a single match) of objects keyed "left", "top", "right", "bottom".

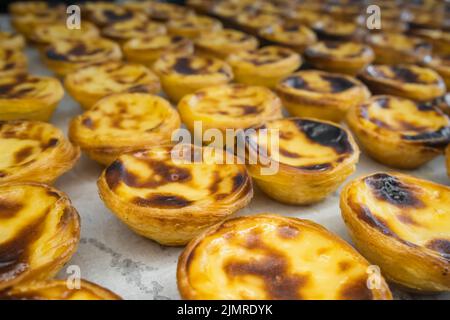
[
  {"left": 31, "top": 22, "right": 99, "bottom": 45},
  {"left": 124, "top": 34, "right": 193, "bottom": 53},
  {"left": 345, "top": 172, "right": 450, "bottom": 261},
  {"left": 0, "top": 121, "right": 65, "bottom": 178},
  {"left": 195, "top": 29, "right": 258, "bottom": 50},
  {"left": 71, "top": 93, "right": 179, "bottom": 147},
  {"left": 45, "top": 38, "right": 121, "bottom": 64},
  {"left": 85, "top": 3, "right": 147, "bottom": 26},
  {"left": 102, "top": 20, "right": 166, "bottom": 41},
  {"left": 64, "top": 61, "right": 160, "bottom": 96},
  {"left": 179, "top": 214, "right": 391, "bottom": 300},
  {"left": 0, "top": 280, "right": 121, "bottom": 300},
  {"left": 154, "top": 54, "right": 233, "bottom": 78},
  {"left": 236, "top": 11, "right": 281, "bottom": 29},
  {"left": 102, "top": 145, "right": 252, "bottom": 210},
  {"left": 227, "top": 46, "right": 300, "bottom": 67},
  {"left": 0, "top": 48, "right": 27, "bottom": 76},
  {"left": 367, "top": 33, "right": 431, "bottom": 53},
  {"left": 167, "top": 15, "right": 222, "bottom": 32},
  {"left": 179, "top": 84, "right": 282, "bottom": 128},
  {"left": 0, "top": 183, "right": 79, "bottom": 288},
  {"left": 260, "top": 22, "right": 317, "bottom": 46},
  {"left": 146, "top": 2, "right": 194, "bottom": 21},
  {"left": 311, "top": 18, "right": 359, "bottom": 40},
  {"left": 357, "top": 95, "right": 450, "bottom": 148},
  {"left": 246, "top": 118, "right": 356, "bottom": 171},
  {"left": 305, "top": 41, "right": 374, "bottom": 59},
  {"left": 0, "top": 74, "right": 62, "bottom": 101}
]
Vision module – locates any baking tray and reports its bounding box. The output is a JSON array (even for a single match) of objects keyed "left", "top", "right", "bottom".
[{"left": 2, "top": 14, "right": 449, "bottom": 300}]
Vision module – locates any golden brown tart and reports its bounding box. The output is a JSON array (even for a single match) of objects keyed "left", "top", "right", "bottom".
[
  {"left": 84, "top": 2, "right": 147, "bottom": 27},
  {"left": 167, "top": 15, "right": 223, "bottom": 39},
  {"left": 245, "top": 118, "right": 359, "bottom": 205},
  {"left": 97, "top": 144, "right": 253, "bottom": 246},
  {"left": 0, "top": 74, "right": 64, "bottom": 121},
  {"left": 210, "top": 1, "right": 245, "bottom": 20},
  {"left": 341, "top": 172, "right": 450, "bottom": 292},
  {"left": 0, "top": 279, "right": 121, "bottom": 300},
  {"left": 69, "top": 93, "right": 180, "bottom": 165},
  {"left": 43, "top": 38, "right": 122, "bottom": 76},
  {"left": 11, "top": 10, "right": 63, "bottom": 39},
  {"left": 30, "top": 22, "right": 100, "bottom": 49},
  {"left": 178, "top": 84, "right": 282, "bottom": 133},
  {"left": 0, "top": 120, "right": 79, "bottom": 184},
  {"left": 411, "top": 29, "right": 450, "bottom": 55},
  {"left": 227, "top": 46, "right": 301, "bottom": 89},
  {"left": 153, "top": 54, "right": 233, "bottom": 102},
  {"left": 259, "top": 22, "right": 317, "bottom": 53},
  {"left": 102, "top": 20, "right": 167, "bottom": 45},
  {"left": 275, "top": 70, "right": 370, "bottom": 123},
  {"left": 0, "top": 183, "right": 80, "bottom": 290},
  {"left": 360, "top": 64, "right": 446, "bottom": 102},
  {"left": 282, "top": 7, "right": 322, "bottom": 27},
  {"left": 123, "top": 35, "right": 194, "bottom": 68},
  {"left": 366, "top": 33, "right": 432, "bottom": 65},
  {"left": 311, "top": 18, "right": 362, "bottom": 41},
  {"left": 235, "top": 11, "right": 281, "bottom": 35},
  {"left": 0, "top": 32, "right": 25, "bottom": 50},
  {"left": 8, "top": 1, "right": 62, "bottom": 15},
  {"left": 424, "top": 53, "right": 450, "bottom": 89},
  {"left": 178, "top": 214, "right": 392, "bottom": 300},
  {"left": 64, "top": 61, "right": 161, "bottom": 110},
  {"left": 194, "top": 29, "right": 258, "bottom": 59},
  {"left": 146, "top": 2, "right": 195, "bottom": 22},
  {"left": 0, "top": 48, "right": 27, "bottom": 78},
  {"left": 304, "top": 41, "right": 374, "bottom": 76},
  {"left": 346, "top": 95, "right": 450, "bottom": 169}
]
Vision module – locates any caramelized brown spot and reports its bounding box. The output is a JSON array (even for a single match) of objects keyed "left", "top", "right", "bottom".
[
  {"left": 357, "top": 205, "right": 398, "bottom": 238},
  {"left": 232, "top": 172, "right": 245, "bottom": 192},
  {"left": 338, "top": 261, "right": 352, "bottom": 272},
  {"left": 82, "top": 117, "right": 95, "bottom": 129},
  {"left": 277, "top": 225, "right": 299, "bottom": 239},
  {"left": 426, "top": 239, "right": 450, "bottom": 260},
  {"left": 0, "top": 200, "right": 23, "bottom": 219},
  {"left": 14, "top": 146, "right": 33, "bottom": 164},
  {"left": 133, "top": 194, "right": 191, "bottom": 208},
  {"left": 339, "top": 276, "right": 373, "bottom": 300}
]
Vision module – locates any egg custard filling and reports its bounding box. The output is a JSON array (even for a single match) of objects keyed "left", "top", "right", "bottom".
[
  {"left": 304, "top": 41, "right": 374, "bottom": 75},
  {"left": 146, "top": 2, "right": 194, "bottom": 21},
  {"left": 360, "top": 64, "right": 446, "bottom": 102},
  {"left": 153, "top": 54, "right": 233, "bottom": 102},
  {"left": 30, "top": 22, "right": 100, "bottom": 48},
  {"left": 0, "top": 74, "right": 64, "bottom": 121},
  {"left": 235, "top": 11, "right": 281, "bottom": 34},
  {"left": 311, "top": 19, "right": 360, "bottom": 41},
  {"left": 194, "top": 29, "right": 258, "bottom": 59},
  {"left": 227, "top": 46, "right": 301, "bottom": 89},
  {"left": 177, "top": 214, "right": 392, "bottom": 300},
  {"left": 245, "top": 118, "right": 359, "bottom": 205},
  {"left": 167, "top": 15, "right": 222, "bottom": 39},
  {"left": 64, "top": 61, "right": 161, "bottom": 110},
  {"left": 0, "top": 183, "right": 80, "bottom": 290},
  {"left": 347, "top": 95, "right": 450, "bottom": 169},
  {"left": 97, "top": 144, "right": 253, "bottom": 246},
  {"left": 0, "top": 32, "right": 25, "bottom": 50},
  {"left": 43, "top": 38, "right": 122, "bottom": 76},
  {"left": 123, "top": 35, "right": 193, "bottom": 68},
  {"left": 0, "top": 120, "right": 79, "bottom": 184},
  {"left": 11, "top": 11, "right": 64, "bottom": 39},
  {"left": 341, "top": 173, "right": 450, "bottom": 292},
  {"left": 275, "top": 70, "right": 370, "bottom": 123},
  {"left": 0, "top": 48, "right": 27, "bottom": 78},
  {"left": 102, "top": 20, "right": 167, "bottom": 44},
  {"left": 367, "top": 33, "right": 432, "bottom": 65},
  {"left": 178, "top": 84, "right": 282, "bottom": 133},
  {"left": 0, "top": 279, "right": 121, "bottom": 300},
  {"left": 69, "top": 93, "right": 180, "bottom": 165},
  {"left": 84, "top": 2, "right": 147, "bottom": 27},
  {"left": 259, "top": 22, "right": 317, "bottom": 53}
]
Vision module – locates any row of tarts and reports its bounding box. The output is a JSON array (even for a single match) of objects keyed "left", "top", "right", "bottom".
[{"left": 0, "top": 0, "right": 448, "bottom": 299}]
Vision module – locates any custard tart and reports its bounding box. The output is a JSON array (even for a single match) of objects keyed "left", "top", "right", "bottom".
[
  {"left": 235, "top": 11, "right": 281, "bottom": 35},
  {"left": 194, "top": 29, "right": 258, "bottom": 59},
  {"left": 424, "top": 54, "right": 450, "bottom": 89},
  {"left": 411, "top": 29, "right": 450, "bottom": 55},
  {"left": 0, "top": 48, "right": 27, "bottom": 78},
  {"left": 64, "top": 61, "right": 161, "bottom": 110},
  {"left": 102, "top": 20, "right": 167, "bottom": 45},
  {"left": 178, "top": 84, "right": 282, "bottom": 133},
  {"left": 245, "top": 118, "right": 359, "bottom": 205},
  {"left": 153, "top": 54, "right": 233, "bottom": 102},
  {"left": 123, "top": 35, "right": 194, "bottom": 68},
  {"left": 210, "top": 1, "right": 245, "bottom": 20},
  {"left": 69, "top": 93, "right": 180, "bottom": 165},
  {"left": 43, "top": 38, "right": 122, "bottom": 76},
  {"left": 275, "top": 70, "right": 370, "bottom": 123},
  {"left": 0, "top": 120, "right": 79, "bottom": 184},
  {"left": 259, "top": 22, "right": 317, "bottom": 53},
  {"left": 341, "top": 172, "right": 450, "bottom": 292},
  {"left": 11, "top": 11, "right": 63, "bottom": 39},
  {"left": 30, "top": 22, "right": 100, "bottom": 49},
  {"left": 84, "top": 2, "right": 147, "bottom": 27},
  {"left": 167, "top": 15, "right": 222, "bottom": 39},
  {"left": 304, "top": 41, "right": 374, "bottom": 76},
  {"left": 0, "top": 183, "right": 80, "bottom": 290},
  {"left": 146, "top": 2, "right": 195, "bottom": 22},
  {"left": 0, "top": 32, "right": 25, "bottom": 50},
  {"left": 360, "top": 64, "right": 446, "bottom": 102},
  {"left": 0, "top": 279, "right": 121, "bottom": 300},
  {"left": 227, "top": 46, "right": 301, "bottom": 89},
  {"left": 346, "top": 95, "right": 450, "bottom": 169},
  {"left": 97, "top": 144, "right": 253, "bottom": 246},
  {"left": 178, "top": 214, "right": 392, "bottom": 300},
  {"left": 0, "top": 74, "right": 64, "bottom": 121},
  {"left": 366, "top": 33, "right": 432, "bottom": 65},
  {"left": 311, "top": 18, "right": 362, "bottom": 41},
  {"left": 8, "top": 1, "right": 62, "bottom": 15}
]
